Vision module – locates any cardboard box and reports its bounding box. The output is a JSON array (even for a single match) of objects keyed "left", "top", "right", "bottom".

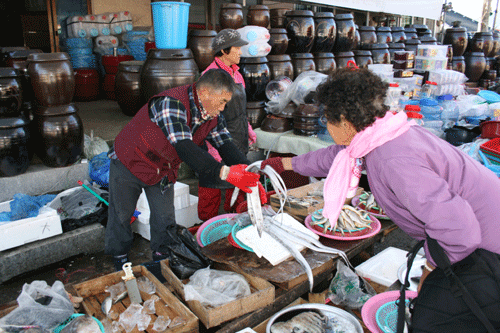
[
  {"left": 269, "top": 181, "right": 324, "bottom": 222},
  {"left": 0, "top": 199, "right": 62, "bottom": 251},
  {"left": 73, "top": 265, "right": 198, "bottom": 332},
  {"left": 161, "top": 260, "right": 275, "bottom": 328}
]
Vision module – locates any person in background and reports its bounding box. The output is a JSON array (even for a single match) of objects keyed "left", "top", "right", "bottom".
[
  {"left": 262, "top": 67, "right": 500, "bottom": 332},
  {"left": 106, "top": 69, "right": 263, "bottom": 271},
  {"left": 197, "top": 28, "right": 258, "bottom": 221}
]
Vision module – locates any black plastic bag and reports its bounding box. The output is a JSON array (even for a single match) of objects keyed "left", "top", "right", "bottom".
[{"left": 166, "top": 225, "right": 213, "bottom": 280}]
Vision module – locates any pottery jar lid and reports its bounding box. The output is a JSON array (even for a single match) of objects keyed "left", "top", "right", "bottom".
[
  {"left": 28, "top": 52, "right": 70, "bottom": 62},
  {"left": 286, "top": 10, "right": 314, "bottom": 17},
  {"left": 1, "top": 46, "right": 27, "bottom": 54},
  {"left": 446, "top": 27, "right": 466, "bottom": 33},
  {"left": 411, "top": 24, "right": 429, "bottom": 31},
  {"left": 118, "top": 60, "right": 144, "bottom": 73},
  {"left": 266, "top": 54, "right": 291, "bottom": 62},
  {"left": 314, "top": 12, "right": 334, "bottom": 18},
  {"left": 335, "top": 51, "right": 355, "bottom": 57},
  {"left": 475, "top": 32, "right": 493, "bottom": 37},
  {"left": 359, "top": 26, "right": 376, "bottom": 32},
  {"left": 465, "top": 52, "right": 486, "bottom": 57},
  {"left": 389, "top": 43, "right": 405, "bottom": 49},
  {"left": 188, "top": 30, "right": 217, "bottom": 37},
  {"left": 419, "top": 36, "right": 437, "bottom": 42},
  {"left": 377, "top": 27, "right": 392, "bottom": 32},
  {"left": 269, "top": 28, "right": 287, "bottom": 34},
  {"left": 0, "top": 117, "right": 28, "bottom": 129},
  {"left": 147, "top": 48, "right": 194, "bottom": 60},
  {"left": 221, "top": 3, "right": 242, "bottom": 9},
  {"left": 370, "top": 43, "right": 389, "bottom": 49},
  {"left": 353, "top": 50, "right": 372, "bottom": 56},
  {"left": 248, "top": 4, "right": 269, "bottom": 10},
  {"left": 452, "top": 56, "right": 465, "bottom": 60},
  {"left": 240, "top": 56, "right": 268, "bottom": 64},
  {"left": 313, "top": 52, "right": 334, "bottom": 58},
  {"left": 0, "top": 67, "right": 21, "bottom": 78},
  {"left": 294, "top": 104, "right": 320, "bottom": 117},
  {"left": 405, "top": 39, "right": 421, "bottom": 45},
  {"left": 291, "top": 53, "right": 314, "bottom": 59},
  {"left": 334, "top": 13, "right": 353, "bottom": 20},
  {"left": 36, "top": 103, "right": 78, "bottom": 116},
  {"left": 8, "top": 49, "right": 43, "bottom": 59},
  {"left": 391, "top": 27, "right": 404, "bottom": 32},
  {"left": 404, "top": 27, "right": 417, "bottom": 33}
]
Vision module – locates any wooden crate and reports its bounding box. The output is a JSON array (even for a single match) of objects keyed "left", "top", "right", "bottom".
[
  {"left": 73, "top": 265, "right": 198, "bottom": 333},
  {"left": 270, "top": 181, "right": 324, "bottom": 222},
  {"left": 252, "top": 297, "right": 308, "bottom": 333},
  {"left": 160, "top": 260, "right": 275, "bottom": 329}
]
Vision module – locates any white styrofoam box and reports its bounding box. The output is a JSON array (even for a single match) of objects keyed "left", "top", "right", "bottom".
[
  {"left": 0, "top": 200, "right": 62, "bottom": 251},
  {"left": 133, "top": 195, "right": 201, "bottom": 240},
  {"left": 136, "top": 182, "right": 190, "bottom": 212},
  {"left": 355, "top": 247, "right": 420, "bottom": 287}
]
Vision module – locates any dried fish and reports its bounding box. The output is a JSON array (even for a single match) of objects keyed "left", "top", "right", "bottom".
[{"left": 270, "top": 311, "right": 327, "bottom": 333}]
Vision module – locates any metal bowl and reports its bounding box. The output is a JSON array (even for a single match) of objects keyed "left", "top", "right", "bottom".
[{"left": 266, "top": 303, "right": 363, "bottom": 333}]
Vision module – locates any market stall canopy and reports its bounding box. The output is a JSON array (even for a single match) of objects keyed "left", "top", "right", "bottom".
[{"left": 301, "top": 0, "right": 443, "bottom": 20}]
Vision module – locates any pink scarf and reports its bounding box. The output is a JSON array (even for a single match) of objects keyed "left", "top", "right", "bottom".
[{"left": 322, "top": 111, "right": 413, "bottom": 222}]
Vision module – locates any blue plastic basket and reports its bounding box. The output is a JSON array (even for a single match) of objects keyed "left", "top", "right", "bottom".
[
  {"left": 375, "top": 299, "right": 410, "bottom": 333},
  {"left": 231, "top": 223, "right": 254, "bottom": 252},
  {"left": 151, "top": 1, "right": 190, "bottom": 49}
]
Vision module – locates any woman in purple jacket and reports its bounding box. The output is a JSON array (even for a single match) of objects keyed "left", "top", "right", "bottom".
[{"left": 262, "top": 68, "right": 500, "bottom": 332}]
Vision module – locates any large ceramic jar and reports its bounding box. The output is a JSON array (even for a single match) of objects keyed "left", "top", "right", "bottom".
[
  {"left": 74, "top": 69, "right": 99, "bottom": 102},
  {"left": 140, "top": 48, "right": 199, "bottom": 103},
  {"left": 419, "top": 30, "right": 432, "bottom": 38},
  {"left": 187, "top": 29, "right": 216, "bottom": 72},
  {"left": 376, "top": 27, "right": 393, "bottom": 44},
  {"left": 405, "top": 39, "right": 421, "bottom": 54},
  {"left": 388, "top": 43, "right": 405, "bottom": 62},
  {"left": 5, "top": 49, "right": 43, "bottom": 69},
  {"left": 246, "top": 101, "right": 267, "bottom": 129},
  {"left": 419, "top": 36, "right": 437, "bottom": 45},
  {"left": 404, "top": 27, "right": 418, "bottom": 40},
  {"left": 239, "top": 57, "right": 270, "bottom": 101},
  {"left": 312, "top": 12, "right": 336, "bottom": 53},
  {"left": 270, "top": 8, "right": 289, "bottom": 28},
  {"left": 334, "top": 14, "right": 356, "bottom": 52},
  {"left": 291, "top": 53, "right": 315, "bottom": 79},
  {"left": 412, "top": 24, "right": 429, "bottom": 36},
  {"left": 368, "top": 43, "right": 390, "bottom": 64},
  {"left": 1, "top": 46, "right": 27, "bottom": 66},
  {"left": 391, "top": 27, "right": 406, "bottom": 43},
  {"left": 0, "top": 68, "right": 23, "bottom": 117},
  {"left": 467, "top": 33, "right": 483, "bottom": 53},
  {"left": 492, "top": 31, "right": 500, "bottom": 57},
  {"left": 266, "top": 54, "right": 294, "bottom": 80},
  {"left": 0, "top": 117, "right": 30, "bottom": 177},
  {"left": 464, "top": 52, "right": 486, "bottom": 82},
  {"left": 32, "top": 103, "right": 83, "bottom": 168},
  {"left": 354, "top": 25, "right": 360, "bottom": 50},
  {"left": 268, "top": 28, "right": 289, "bottom": 55},
  {"left": 27, "top": 52, "right": 75, "bottom": 107},
  {"left": 115, "top": 60, "right": 144, "bottom": 117},
  {"left": 313, "top": 52, "right": 336, "bottom": 75},
  {"left": 8, "top": 50, "right": 42, "bottom": 110},
  {"left": 452, "top": 56, "right": 466, "bottom": 73},
  {"left": 474, "top": 32, "right": 494, "bottom": 57},
  {"left": 335, "top": 51, "right": 356, "bottom": 69},
  {"left": 443, "top": 23, "right": 468, "bottom": 57},
  {"left": 247, "top": 5, "right": 270, "bottom": 27},
  {"left": 285, "top": 10, "right": 315, "bottom": 54},
  {"left": 358, "top": 26, "right": 377, "bottom": 50},
  {"left": 353, "top": 50, "right": 373, "bottom": 68},
  {"left": 220, "top": 3, "right": 244, "bottom": 29}
]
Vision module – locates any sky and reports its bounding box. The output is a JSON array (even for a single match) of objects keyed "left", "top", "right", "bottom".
[{"left": 450, "top": 0, "right": 495, "bottom": 26}]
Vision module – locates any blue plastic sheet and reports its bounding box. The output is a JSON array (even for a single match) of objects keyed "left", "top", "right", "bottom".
[{"left": 89, "top": 152, "right": 110, "bottom": 188}]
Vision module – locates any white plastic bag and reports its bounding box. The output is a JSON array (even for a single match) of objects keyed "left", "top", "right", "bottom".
[
  {"left": 183, "top": 267, "right": 251, "bottom": 307},
  {"left": 84, "top": 130, "right": 109, "bottom": 160}
]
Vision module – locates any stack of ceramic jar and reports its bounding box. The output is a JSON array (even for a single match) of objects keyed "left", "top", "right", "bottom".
[{"left": 26, "top": 52, "right": 84, "bottom": 168}]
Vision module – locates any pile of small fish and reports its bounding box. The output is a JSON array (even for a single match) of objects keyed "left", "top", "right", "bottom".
[
  {"left": 310, "top": 206, "right": 372, "bottom": 235},
  {"left": 358, "top": 191, "right": 385, "bottom": 215},
  {"left": 285, "top": 195, "right": 322, "bottom": 207},
  {"left": 270, "top": 311, "right": 328, "bottom": 333}
]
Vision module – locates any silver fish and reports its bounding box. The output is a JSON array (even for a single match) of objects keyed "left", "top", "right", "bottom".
[
  {"left": 59, "top": 315, "right": 101, "bottom": 333},
  {"left": 271, "top": 311, "right": 327, "bottom": 333},
  {"left": 101, "top": 291, "right": 127, "bottom": 316}
]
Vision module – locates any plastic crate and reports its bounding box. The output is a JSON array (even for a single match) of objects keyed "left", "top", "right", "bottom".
[{"left": 480, "top": 138, "right": 500, "bottom": 158}]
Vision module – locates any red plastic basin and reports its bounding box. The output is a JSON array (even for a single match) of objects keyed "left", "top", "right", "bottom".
[
  {"left": 101, "top": 55, "right": 134, "bottom": 74},
  {"left": 480, "top": 120, "right": 500, "bottom": 139}
]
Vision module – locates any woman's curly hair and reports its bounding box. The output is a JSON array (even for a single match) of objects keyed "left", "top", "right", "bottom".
[{"left": 315, "top": 68, "right": 390, "bottom": 131}]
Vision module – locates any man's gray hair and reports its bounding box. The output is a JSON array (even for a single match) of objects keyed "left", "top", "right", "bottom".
[{"left": 197, "top": 69, "right": 236, "bottom": 94}]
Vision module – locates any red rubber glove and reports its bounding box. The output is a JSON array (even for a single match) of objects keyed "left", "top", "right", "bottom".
[
  {"left": 258, "top": 182, "right": 267, "bottom": 205},
  {"left": 224, "top": 164, "right": 260, "bottom": 193},
  {"left": 261, "top": 157, "right": 285, "bottom": 174}
]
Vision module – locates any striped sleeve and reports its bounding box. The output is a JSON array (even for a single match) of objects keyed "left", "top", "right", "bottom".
[{"left": 149, "top": 96, "right": 193, "bottom": 145}]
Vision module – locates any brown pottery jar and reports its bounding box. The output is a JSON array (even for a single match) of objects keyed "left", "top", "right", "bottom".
[
  {"left": 474, "top": 32, "right": 494, "bottom": 57},
  {"left": 0, "top": 116, "right": 30, "bottom": 177},
  {"left": 368, "top": 43, "right": 390, "bottom": 64},
  {"left": 452, "top": 56, "right": 466, "bottom": 73},
  {"left": 32, "top": 103, "right": 83, "bottom": 168},
  {"left": 334, "top": 14, "right": 356, "bottom": 52},
  {"left": 239, "top": 57, "right": 270, "bottom": 101},
  {"left": 405, "top": 39, "right": 421, "bottom": 54},
  {"left": 270, "top": 8, "right": 289, "bottom": 28},
  {"left": 313, "top": 52, "right": 336, "bottom": 75},
  {"left": 312, "top": 12, "right": 336, "bottom": 53},
  {"left": 246, "top": 101, "right": 267, "bottom": 129},
  {"left": 467, "top": 33, "right": 484, "bottom": 53},
  {"left": 0, "top": 68, "right": 23, "bottom": 117},
  {"left": 388, "top": 43, "right": 405, "bottom": 62},
  {"left": 219, "top": 3, "right": 244, "bottom": 29},
  {"left": 335, "top": 51, "right": 356, "bottom": 69},
  {"left": 492, "top": 31, "right": 500, "bottom": 57},
  {"left": 115, "top": 60, "right": 144, "bottom": 117},
  {"left": 247, "top": 5, "right": 270, "bottom": 28},
  {"left": 358, "top": 26, "right": 377, "bottom": 50},
  {"left": 404, "top": 27, "right": 418, "bottom": 40},
  {"left": 187, "top": 29, "right": 217, "bottom": 72},
  {"left": 266, "top": 54, "right": 294, "bottom": 80},
  {"left": 391, "top": 27, "right": 406, "bottom": 43},
  {"left": 140, "top": 48, "right": 199, "bottom": 103},
  {"left": 291, "top": 53, "right": 315, "bottom": 79},
  {"left": 353, "top": 50, "right": 373, "bottom": 69},
  {"left": 285, "top": 10, "right": 315, "bottom": 54},
  {"left": 27, "top": 52, "right": 75, "bottom": 107},
  {"left": 268, "top": 28, "right": 289, "bottom": 55},
  {"left": 464, "top": 52, "right": 486, "bottom": 82},
  {"left": 1, "top": 46, "right": 28, "bottom": 66},
  {"left": 376, "top": 27, "right": 393, "bottom": 44},
  {"left": 419, "top": 36, "right": 437, "bottom": 45},
  {"left": 443, "top": 23, "right": 468, "bottom": 57}
]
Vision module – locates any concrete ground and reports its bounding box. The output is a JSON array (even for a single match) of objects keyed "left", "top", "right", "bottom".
[{"left": 0, "top": 97, "right": 416, "bottom": 309}]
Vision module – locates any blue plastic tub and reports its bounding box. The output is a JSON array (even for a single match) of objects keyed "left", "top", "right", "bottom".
[{"left": 151, "top": 2, "right": 190, "bottom": 49}]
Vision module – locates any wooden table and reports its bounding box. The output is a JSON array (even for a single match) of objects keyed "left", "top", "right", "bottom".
[{"left": 199, "top": 220, "right": 398, "bottom": 332}]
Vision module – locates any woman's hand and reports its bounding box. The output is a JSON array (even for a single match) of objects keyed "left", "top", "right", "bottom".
[{"left": 418, "top": 261, "right": 435, "bottom": 293}]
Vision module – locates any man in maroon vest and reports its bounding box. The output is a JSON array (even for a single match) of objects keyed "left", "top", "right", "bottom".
[{"left": 107, "top": 69, "right": 260, "bottom": 270}]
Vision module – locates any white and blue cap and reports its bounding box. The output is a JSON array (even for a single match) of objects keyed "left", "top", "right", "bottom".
[{"left": 212, "top": 29, "right": 248, "bottom": 53}]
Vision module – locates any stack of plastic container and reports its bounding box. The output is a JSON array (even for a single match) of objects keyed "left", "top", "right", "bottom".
[
  {"left": 238, "top": 26, "right": 271, "bottom": 57},
  {"left": 64, "top": 38, "right": 97, "bottom": 70},
  {"left": 123, "top": 30, "right": 150, "bottom": 61}
]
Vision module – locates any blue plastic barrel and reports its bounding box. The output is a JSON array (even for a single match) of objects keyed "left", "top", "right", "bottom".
[{"left": 151, "top": 2, "right": 190, "bottom": 49}]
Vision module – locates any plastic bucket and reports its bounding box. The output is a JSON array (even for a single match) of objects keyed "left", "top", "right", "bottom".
[{"left": 151, "top": 2, "right": 190, "bottom": 49}]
